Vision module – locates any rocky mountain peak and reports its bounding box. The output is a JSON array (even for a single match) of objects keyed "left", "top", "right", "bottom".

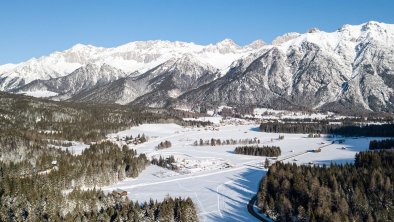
[
  {"left": 216, "top": 38, "right": 239, "bottom": 47},
  {"left": 246, "top": 40, "right": 266, "bottom": 49},
  {"left": 272, "top": 32, "right": 301, "bottom": 45},
  {"left": 308, "top": 27, "right": 320, "bottom": 33}
]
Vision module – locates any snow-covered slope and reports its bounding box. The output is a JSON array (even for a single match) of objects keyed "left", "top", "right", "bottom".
[
  {"left": 14, "top": 63, "right": 128, "bottom": 100},
  {"left": 130, "top": 54, "right": 219, "bottom": 107},
  {"left": 0, "top": 44, "right": 100, "bottom": 90},
  {"left": 0, "top": 63, "right": 17, "bottom": 74},
  {"left": 0, "top": 39, "right": 261, "bottom": 91},
  {"left": 72, "top": 54, "right": 219, "bottom": 105},
  {"left": 176, "top": 21, "right": 394, "bottom": 113}
]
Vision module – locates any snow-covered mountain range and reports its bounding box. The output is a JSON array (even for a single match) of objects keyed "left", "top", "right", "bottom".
[
  {"left": 1, "top": 21, "right": 394, "bottom": 113},
  {"left": 0, "top": 39, "right": 260, "bottom": 91}
]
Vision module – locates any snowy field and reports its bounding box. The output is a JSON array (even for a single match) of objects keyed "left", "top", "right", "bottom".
[
  {"left": 48, "top": 140, "right": 90, "bottom": 155},
  {"left": 179, "top": 106, "right": 351, "bottom": 122},
  {"left": 102, "top": 123, "right": 380, "bottom": 222}
]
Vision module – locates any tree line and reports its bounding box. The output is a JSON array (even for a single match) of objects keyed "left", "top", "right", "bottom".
[
  {"left": 259, "top": 121, "right": 394, "bottom": 137},
  {"left": 259, "top": 121, "right": 332, "bottom": 134},
  {"left": 61, "top": 191, "right": 198, "bottom": 222},
  {"left": 157, "top": 140, "right": 172, "bottom": 149},
  {"left": 369, "top": 139, "right": 394, "bottom": 150},
  {"left": 193, "top": 138, "right": 261, "bottom": 146},
  {"left": 151, "top": 155, "right": 176, "bottom": 170},
  {"left": 234, "top": 145, "right": 281, "bottom": 157},
  {"left": 257, "top": 150, "right": 394, "bottom": 221}
]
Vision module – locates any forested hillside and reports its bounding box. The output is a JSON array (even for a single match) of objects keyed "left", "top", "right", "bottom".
[
  {"left": 0, "top": 92, "right": 199, "bottom": 221},
  {"left": 0, "top": 92, "right": 177, "bottom": 142},
  {"left": 257, "top": 151, "right": 394, "bottom": 221}
]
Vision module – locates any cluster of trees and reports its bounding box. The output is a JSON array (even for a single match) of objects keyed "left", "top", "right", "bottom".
[
  {"left": 259, "top": 121, "right": 332, "bottom": 134},
  {"left": 259, "top": 121, "right": 394, "bottom": 137},
  {"left": 193, "top": 138, "right": 261, "bottom": 146},
  {"left": 257, "top": 150, "right": 394, "bottom": 221},
  {"left": 234, "top": 145, "right": 281, "bottom": 157},
  {"left": 78, "top": 141, "right": 150, "bottom": 183},
  {"left": 157, "top": 140, "right": 172, "bottom": 149},
  {"left": 151, "top": 155, "right": 177, "bottom": 170},
  {"left": 369, "top": 139, "right": 394, "bottom": 150},
  {"left": 1, "top": 187, "right": 197, "bottom": 221},
  {"left": 73, "top": 195, "right": 198, "bottom": 222},
  {"left": 121, "top": 134, "right": 147, "bottom": 145},
  {"left": 331, "top": 124, "right": 394, "bottom": 137}
]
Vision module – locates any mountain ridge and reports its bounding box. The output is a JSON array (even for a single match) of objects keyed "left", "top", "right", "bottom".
[
  {"left": 0, "top": 39, "right": 262, "bottom": 91},
  {"left": 2, "top": 21, "right": 394, "bottom": 114}
]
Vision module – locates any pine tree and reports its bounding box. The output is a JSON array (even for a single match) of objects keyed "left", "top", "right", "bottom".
[{"left": 264, "top": 158, "right": 270, "bottom": 168}]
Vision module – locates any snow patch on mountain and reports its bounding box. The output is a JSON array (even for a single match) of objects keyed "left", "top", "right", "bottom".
[{"left": 18, "top": 90, "right": 58, "bottom": 98}]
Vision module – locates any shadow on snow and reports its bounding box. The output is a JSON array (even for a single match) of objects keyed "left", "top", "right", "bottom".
[{"left": 204, "top": 167, "right": 267, "bottom": 222}]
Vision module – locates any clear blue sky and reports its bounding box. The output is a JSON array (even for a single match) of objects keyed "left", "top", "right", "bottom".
[{"left": 1, "top": 0, "right": 394, "bottom": 64}]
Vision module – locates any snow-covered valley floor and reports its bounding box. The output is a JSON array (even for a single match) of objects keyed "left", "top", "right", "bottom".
[{"left": 102, "top": 123, "right": 380, "bottom": 222}]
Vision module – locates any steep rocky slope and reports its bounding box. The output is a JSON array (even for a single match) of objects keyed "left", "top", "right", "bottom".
[{"left": 175, "top": 21, "right": 394, "bottom": 113}]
